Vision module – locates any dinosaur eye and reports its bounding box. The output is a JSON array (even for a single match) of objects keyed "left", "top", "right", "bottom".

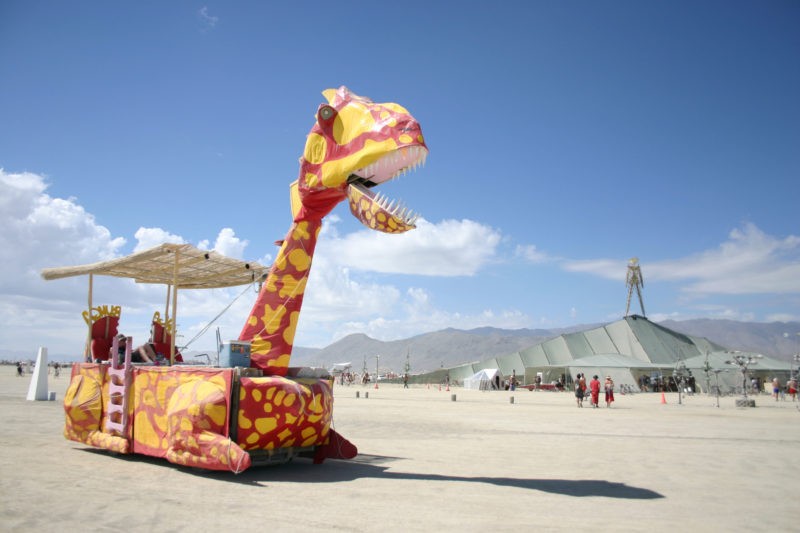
[{"left": 318, "top": 105, "right": 335, "bottom": 121}]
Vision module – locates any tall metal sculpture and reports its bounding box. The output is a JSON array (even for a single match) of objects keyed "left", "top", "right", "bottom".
[{"left": 625, "top": 257, "right": 646, "bottom": 317}]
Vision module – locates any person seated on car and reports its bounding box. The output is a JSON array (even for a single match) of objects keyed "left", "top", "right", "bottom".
[{"left": 131, "top": 342, "right": 157, "bottom": 364}]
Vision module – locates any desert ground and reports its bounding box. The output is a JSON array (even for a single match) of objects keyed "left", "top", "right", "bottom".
[{"left": 1, "top": 364, "right": 798, "bottom": 532}]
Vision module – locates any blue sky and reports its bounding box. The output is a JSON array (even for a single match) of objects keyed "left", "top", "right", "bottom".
[{"left": 1, "top": 1, "right": 798, "bottom": 360}]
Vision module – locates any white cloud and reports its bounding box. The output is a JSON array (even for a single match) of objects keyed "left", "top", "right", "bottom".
[
  {"left": 515, "top": 244, "right": 553, "bottom": 264},
  {"left": 133, "top": 227, "right": 185, "bottom": 251},
  {"left": 197, "top": 7, "right": 218, "bottom": 29},
  {"left": 0, "top": 169, "right": 517, "bottom": 356},
  {"left": 316, "top": 217, "right": 502, "bottom": 276},
  {"left": 561, "top": 223, "right": 800, "bottom": 295},
  {"left": 212, "top": 228, "right": 247, "bottom": 260},
  {"left": 562, "top": 258, "right": 624, "bottom": 280},
  {"left": 0, "top": 170, "right": 267, "bottom": 356}
]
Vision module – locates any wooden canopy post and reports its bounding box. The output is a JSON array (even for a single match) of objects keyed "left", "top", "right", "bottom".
[
  {"left": 84, "top": 273, "right": 94, "bottom": 362},
  {"left": 170, "top": 249, "right": 179, "bottom": 365}
]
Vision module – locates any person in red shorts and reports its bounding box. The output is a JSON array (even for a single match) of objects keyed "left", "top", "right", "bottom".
[{"left": 604, "top": 376, "right": 615, "bottom": 407}]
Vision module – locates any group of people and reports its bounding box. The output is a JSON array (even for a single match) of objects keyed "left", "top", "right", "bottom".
[
  {"left": 771, "top": 376, "right": 798, "bottom": 402},
  {"left": 574, "top": 373, "right": 615, "bottom": 408}
]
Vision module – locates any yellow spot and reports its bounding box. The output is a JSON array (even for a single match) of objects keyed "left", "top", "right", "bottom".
[
  {"left": 251, "top": 337, "right": 272, "bottom": 357},
  {"left": 263, "top": 304, "right": 286, "bottom": 334},
  {"left": 304, "top": 133, "right": 327, "bottom": 165},
  {"left": 267, "top": 356, "right": 290, "bottom": 369},
  {"left": 205, "top": 403, "right": 226, "bottom": 427},
  {"left": 399, "top": 134, "right": 413, "bottom": 144},
  {"left": 238, "top": 411, "right": 252, "bottom": 430},
  {"left": 278, "top": 429, "right": 293, "bottom": 442},
  {"left": 252, "top": 388, "right": 262, "bottom": 402},
  {"left": 283, "top": 313, "right": 299, "bottom": 346},
  {"left": 285, "top": 413, "right": 297, "bottom": 424},
  {"left": 278, "top": 274, "right": 306, "bottom": 299},
  {"left": 180, "top": 417, "right": 193, "bottom": 431},
  {"left": 283, "top": 393, "right": 296, "bottom": 407},
  {"left": 334, "top": 102, "right": 374, "bottom": 145},
  {"left": 262, "top": 403, "right": 273, "bottom": 413},
  {"left": 134, "top": 411, "right": 160, "bottom": 448},
  {"left": 275, "top": 390, "right": 286, "bottom": 405},
  {"left": 246, "top": 432, "right": 259, "bottom": 445},
  {"left": 292, "top": 221, "right": 311, "bottom": 241},
  {"left": 255, "top": 417, "right": 278, "bottom": 435},
  {"left": 320, "top": 138, "right": 398, "bottom": 186},
  {"left": 273, "top": 250, "right": 287, "bottom": 272},
  {"left": 288, "top": 249, "right": 311, "bottom": 271},
  {"left": 305, "top": 172, "right": 319, "bottom": 188}
]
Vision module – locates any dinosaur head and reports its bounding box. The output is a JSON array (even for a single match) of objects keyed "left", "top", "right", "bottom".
[{"left": 293, "top": 86, "right": 428, "bottom": 233}]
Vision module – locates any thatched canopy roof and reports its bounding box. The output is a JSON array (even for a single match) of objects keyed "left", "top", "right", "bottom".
[{"left": 41, "top": 243, "right": 268, "bottom": 289}]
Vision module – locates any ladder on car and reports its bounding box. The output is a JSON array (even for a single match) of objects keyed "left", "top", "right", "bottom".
[{"left": 106, "top": 336, "right": 132, "bottom": 437}]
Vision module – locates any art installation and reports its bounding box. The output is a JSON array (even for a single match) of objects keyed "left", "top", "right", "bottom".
[
  {"left": 625, "top": 257, "right": 645, "bottom": 317},
  {"left": 51, "top": 86, "right": 428, "bottom": 472}
]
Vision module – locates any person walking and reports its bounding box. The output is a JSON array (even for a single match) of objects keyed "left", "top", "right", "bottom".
[
  {"left": 604, "top": 376, "right": 615, "bottom": 407},
  {"left": 574, "top": 374, "right": 585, "bottom": 407},
  {"left": 589, "top": 375, "right": 601, "bottom": 408}
]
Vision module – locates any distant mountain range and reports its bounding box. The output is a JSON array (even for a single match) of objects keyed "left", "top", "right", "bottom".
[
  {"left": 5, "top": 318, "right": 798, "bottom": 370},
  {"left": 290, "top": 319, "right": 800, "bottom": 374}
]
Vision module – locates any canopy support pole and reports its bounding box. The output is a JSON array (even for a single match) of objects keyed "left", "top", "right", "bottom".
[
  {"left": 170, "top": 250, "right": 179, "bottom": 365},
  {"left": 85, "top": 273, "right": 94, "bottom": 362}
]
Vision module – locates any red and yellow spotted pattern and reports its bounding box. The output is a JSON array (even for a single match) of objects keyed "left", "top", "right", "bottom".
[
  {"left": 239, "top": 87, "right": 427, "bottom": 375},
  {"left": 237, "top": 376, "right": 333, "bottom": 451},
  {"left": 126, "top": 367, "right": 254, "bottom": 471},
  {"left": 63, "top": 363, "right": 338, "bottom": 472}
]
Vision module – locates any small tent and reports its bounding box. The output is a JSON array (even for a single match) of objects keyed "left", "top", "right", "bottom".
[{"left": 464, "top": 368, "right": 501, "bottom": 390}]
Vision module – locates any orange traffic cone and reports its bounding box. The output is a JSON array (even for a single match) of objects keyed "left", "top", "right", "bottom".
[{"left": 660, "top": 391, "right": 667, "bottom": 404}]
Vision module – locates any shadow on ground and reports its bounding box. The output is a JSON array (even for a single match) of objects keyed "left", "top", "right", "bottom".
[
  {"left": 193, "top": 453, "right": 664, "bottom": 499},
  {"left": 80, "top": 448, "right": 662, "bottom": 499}
]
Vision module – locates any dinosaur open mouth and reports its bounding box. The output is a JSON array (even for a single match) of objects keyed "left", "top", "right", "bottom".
[{"left": 346, "top": 145, "right": 427, "bottom": 233}]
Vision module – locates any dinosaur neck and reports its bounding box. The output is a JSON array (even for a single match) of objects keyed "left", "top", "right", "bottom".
[{"left": 239, "top": 218, "right": 321, "bottom": 375}]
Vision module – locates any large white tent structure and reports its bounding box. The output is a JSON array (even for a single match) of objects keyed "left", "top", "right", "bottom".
[{"left": 427, "top": 316, "right": 792, "bottom": 394}]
